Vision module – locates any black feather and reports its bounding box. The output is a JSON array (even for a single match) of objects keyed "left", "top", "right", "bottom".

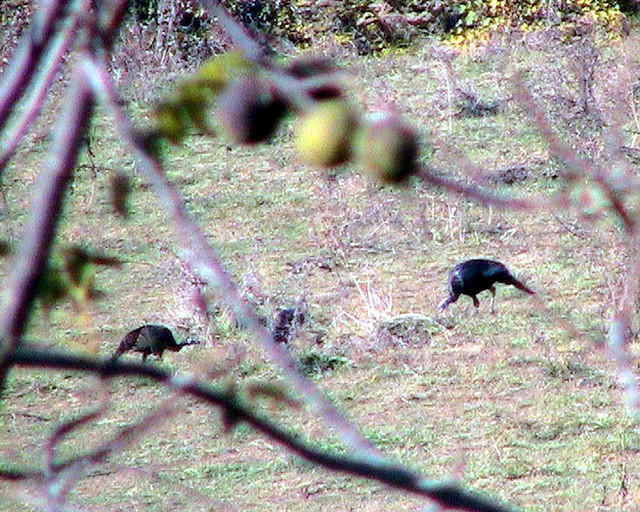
[
  {"left": 112, "top": 325, "right": 198, "bottom": 362},
  {"left": 438, "top": 259, "right": 534, "bottom": 313},
  {"left": 272, "top": 307, "right": 305, "bottom": 344}
]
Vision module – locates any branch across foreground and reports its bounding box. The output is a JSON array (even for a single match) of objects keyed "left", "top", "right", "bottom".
[
  {"left": 0, "top": 0, "right": 128, "bottom": 390},
  {"left": 7, "top": 345, "right": 519, "bottom": 512}
]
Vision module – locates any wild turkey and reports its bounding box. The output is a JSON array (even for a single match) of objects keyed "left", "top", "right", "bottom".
[
  {"left": 271, "top": 307, "right": 306, "bottom": 344},
  {"left": 111, "top": 325, "right": 198, "bottom": 362},
  {"left": 438, "top": 259, "right": 535, "bottom": 314}
]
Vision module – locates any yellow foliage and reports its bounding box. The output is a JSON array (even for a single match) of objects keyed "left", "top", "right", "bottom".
[{"left": 446, "top": 0, "right": 628, "bottom": 50}]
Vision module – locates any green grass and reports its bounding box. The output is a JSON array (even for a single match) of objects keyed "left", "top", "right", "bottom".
[{"left": 2, "top": 29, "right": 640, "bottom": 512}]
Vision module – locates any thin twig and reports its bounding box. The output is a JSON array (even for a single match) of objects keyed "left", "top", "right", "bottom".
[
  {"left": 605, "top": 230, "right": 640, "bottom": 417},
  {"left": 43, "top": 397, "right": 108, "bottom": 509},
  {"left": 0, "top": 468, "right": 41, "bottom": 481},
  {"left": 195, "top": 0, "right": 265, "bottom": 64},
  {"left": 512, "top": 74, "right": 590, "bottom": 180},
  {"left": 416, "top": 164, "right": 553, "bottom": 211},
  {"left": 513, "top": 74, "right": 636, "bottom": 231},
  {"left": 44, "top": 386, "right": 110, "bottom": 475},
  {"left": 45, "top": 397, "right": 182, "bottom": 509},
  {"left": 0, "top": 0, "right": 128, "bottom": 383},
  {"left": 607, "top": 316, "right": 640, "bottom": 416}
]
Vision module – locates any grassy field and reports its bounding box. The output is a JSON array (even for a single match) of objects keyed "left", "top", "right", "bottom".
[{"left": 2, "top": 26, "right": 640, "bottom": 512}]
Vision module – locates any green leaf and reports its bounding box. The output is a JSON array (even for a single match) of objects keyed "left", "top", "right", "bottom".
[{"left": 465, "top": 10, "right": 478, "bottom": 25}]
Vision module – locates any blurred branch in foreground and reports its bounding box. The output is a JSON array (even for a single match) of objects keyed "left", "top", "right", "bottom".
[{"left": 6, "top": 345, "right": 519, "bottom": 512}]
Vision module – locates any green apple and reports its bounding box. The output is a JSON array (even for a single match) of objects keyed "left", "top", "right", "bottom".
[
  {"left": 295, "top": 100, "right": 357, "bottom": 167},
  {"left": 355, "top": 111, "right": 419, "bottom": 183}
]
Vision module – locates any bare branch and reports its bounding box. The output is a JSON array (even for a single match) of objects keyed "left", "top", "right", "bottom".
[
  {"left": 44, "top": 397, "right": 181, "bottom": 510},
  {"left": 42, "top": 400, "right": 108, "bottom": 509},
  {"left": 0, "top": 73, "right": 93, "bottom": 347},
  {"left": 601, "top": 186, "right": 636, "bottom": 231},
  {"left": 607, "top": 316, "right": 640, "bottom": 416},
  {"left": 195, "top": 0, "right": 265, "bottom": 64},
  {"left": 513, "top": 73, "right": 591, "bottom": 181},
  {"left": 0, "top": 467, "right": 41, "bottom": 481},
  {"left": 81, "top": 55, "right": 387, "bottom": 461},
  {"left": 8, "top": 345, "right": 520, "bottom": 512},
  {"left": 98, "top": 0, "right": 131, "bottom": 42},
  {"left": 0, "top": 13, "right": 79, "bottom": 174},
  {"left": 0, "top": 0, "right": 74, "bottom": 131},
  {"left": 62, "top": 397, "right": 180, "bottom": 471},
  {"left": 45, "top": 393, "right": 109, "bottom": 475},
  {"left": 415, "top": 164, "right": 554, "bottom": 211},
  {"left": 513, "top": 73, "right": 636, "bottom": 231},
  {"left": 603, "top": 228, "right": 640, "bottom": 417}
]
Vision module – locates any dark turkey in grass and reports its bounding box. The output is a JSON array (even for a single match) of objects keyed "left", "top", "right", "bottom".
[
  {"left": 438, "top": 259, "right": 535, "bottom": 314},
  {"left": 112, "top": 325, "right": 198, "bottom": 362},
  {"left": 271, "top": 306, "right": 306, "bottom": 344}
]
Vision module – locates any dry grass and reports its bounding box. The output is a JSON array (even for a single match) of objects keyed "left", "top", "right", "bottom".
[{"left": 2, "top": 27, "right": 640, "bottom": 512}]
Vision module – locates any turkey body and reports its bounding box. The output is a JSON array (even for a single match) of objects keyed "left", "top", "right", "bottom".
[
  {"left": 112, "top": 325, "right": 197, "bottom": 362},
  {"left": 438, "top": 259, "right": 534, "bottom": 313},
  {"left": 271, "top": 307, "right": 305, "bottom": 344}
]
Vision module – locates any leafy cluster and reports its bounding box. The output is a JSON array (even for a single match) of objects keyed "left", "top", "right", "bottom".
[
  {"left": 127, "top": 0, "right": 311, "bottom": 50},
  {"left": 4, "top": 0, "right": 632, "bottom": 63},
  {"left": 221, "top": 0, "right": 634, "bottom": 54},
  {"left": 448, "top": 0, "right": 630, "bottom": 46},
  {"left": 128, "top": 0, "right": 217, "bottom": 62},
  {"left": 0, "top": 244, "right": 122, "bottom": 316}
]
